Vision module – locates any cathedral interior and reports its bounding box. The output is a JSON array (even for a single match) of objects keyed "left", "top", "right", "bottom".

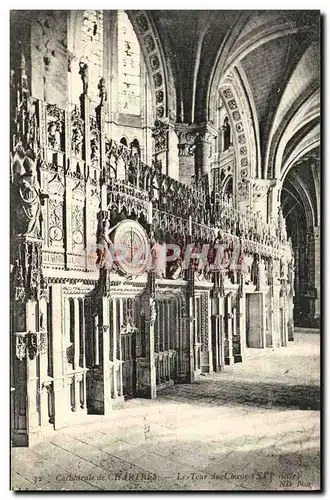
[{"left": 10, "top": 10, "right": 320, "bottom": 448}]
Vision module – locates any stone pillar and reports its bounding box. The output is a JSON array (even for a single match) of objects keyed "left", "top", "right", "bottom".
[
  {"left": 93, "top": 313, "right": 100, "bottom": 366},
  {"left": 211, "top": 293, "right": 220, "bottom": 372},
  {"left": 207, "top": 291, "right": 213, "bottom": 373},
  {"left": 219, "top": 296, "right": 225, "bottom": 370},
  {"left": 188, "top": 296, "right": 196, "bottom": 382},
  {"left": 26, "top": 300, "right": 39, "bottom": 432},
  {"left": 314, "top": 226, "right": 320, "bottom": 320},
  {"left": 273, "top": 279, "right": 282, "bottom": 348},
  {"left": 176, "top": 124, "right": 195, "bottom": 185},
  {"left": 225, "top": 293, "right": 235, "bottom": 365},
  {"left": 136, "top": 273, "right": 157, "bottom": 399},
  {"left": 38, "top": 297, "right": 50, "bottom": 427},
  {"left": 118, "top": 298, "right": 124, "bottom": 398},
  {"left": 112, "top": 299, "right": 118, "bottom": 399},
  {"left": 146, "top": 297, "right": 157, "bottom": 399},
  {"left": 51, "top": 284, "right": 66, "bottom": 430},
  {"left": 73, "top": 298, "right": 80, "bottom": 411},
  {"left": 238, "top": 292, "right": 246, "bottom": 362},
  {"left": 267, "top": 180, "right": 281, "bottom": 222},
  {"left": 168, "top": 123, "right": 179, "bottom": 180},
  {"left": 194, "top": 126, "right": 215, "bottom": 181},
  {"left": 100, "top": 296, "right": 112, "bottom": 414},
  {"left": 64, "top": 172, "right": 73, "bottom": 267},
  {"left": 219, "top": 125, "right": 226, "bottom": 152},
  {"left": 63, "top": 297, "right": 72, "bottom": 413}
]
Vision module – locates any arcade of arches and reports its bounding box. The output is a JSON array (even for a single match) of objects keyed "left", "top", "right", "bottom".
[{"left": 10, "top": 10, "right": 320, "bottom": 446}]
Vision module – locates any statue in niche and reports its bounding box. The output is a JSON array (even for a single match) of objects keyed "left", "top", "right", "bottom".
[
  {"left": 167, "top": 257, "right": 182, "bottom": 280},
  {"left": 251, "top": 254, "right": 259, "bottom": 287},
  {"left": 98, "top": 77, "right": 107, "bottom": 106},
  {"left": 47, "top": 120, "right": 61, "bottom": 150},
  {"left": 149, "top": 297, "right": 157, "bottom": 324},
  {"left": 72, "top": 125, "right": 84, "bottom": 157},
  {"left": 277, "top": 207, "right": 287, "bottom": 242},
  {"left": 96, "top": 217, "right": 114, "bottom": 270},
  {"left": 222, "top": 116, "right": 231, "bottom": 151},
  {"left": 13, "top": 153, "right": 48, "bottom": 238},
  {"left": 79, "top": 61, "right": 89, "bottom": 95},
  {"left": 90, "top": 137, "right": 99, "bottom": 165}
]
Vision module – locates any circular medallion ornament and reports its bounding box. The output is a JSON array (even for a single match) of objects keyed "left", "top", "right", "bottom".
[
  {"left": 112, "top": 220, "right": 151, "bottom": 276},
  {"left": 72, "top": 230, "right": 83, "bottom": 245},
  {"left": 49, "top": 226, "right": 63, "bottom": 242}
]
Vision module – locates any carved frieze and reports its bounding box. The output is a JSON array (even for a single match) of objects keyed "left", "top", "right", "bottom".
[{"left": 48, "top": 174, "right": 65, "bottom": 247}]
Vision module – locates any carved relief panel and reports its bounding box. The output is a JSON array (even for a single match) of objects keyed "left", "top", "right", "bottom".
[
  {"left": 47, "top": 104, "right": 65, "bottom": 151},
  {"left": 71, "top": 183, "right": 85, "bottom": 254},
  {"left": 46, "top": 174, "right": 65, "bottom": 250}
]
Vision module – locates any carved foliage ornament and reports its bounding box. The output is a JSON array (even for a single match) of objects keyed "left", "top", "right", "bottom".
[{"left": 152, "top": 119, "right": 169, "bottom": 154}]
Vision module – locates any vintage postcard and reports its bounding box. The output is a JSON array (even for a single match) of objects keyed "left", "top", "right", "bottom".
[{"left": 10, "top": 9, "right": 320, "bottom": 492}]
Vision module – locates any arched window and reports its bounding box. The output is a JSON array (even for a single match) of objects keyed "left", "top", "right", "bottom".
[
  {"left": 117, "top": 10, "right": 142, "bottom": 115},
  {"left": 131, "top": 138, "right": 140, "bottom": 157},
  {"left": 223, "top": 176, "right": 233, "bottom": 198},
  {"left": 120, "top": 137, "right": 128, "bottom": 147}
]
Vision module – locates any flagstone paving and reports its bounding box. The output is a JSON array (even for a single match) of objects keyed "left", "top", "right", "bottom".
[{"left": 11, "top": 330, "right": 320, "bottom": 491}]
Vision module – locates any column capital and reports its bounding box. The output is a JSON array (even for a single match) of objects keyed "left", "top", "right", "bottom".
[
  {"left": 175, "top": 123, "right": 196, "bottom": 157},
  {"left": 252, "top": 179, "right": 272, "bottom": 201},
  {"left": 175, "top": 122, "right": 217, "bottom": 145}
]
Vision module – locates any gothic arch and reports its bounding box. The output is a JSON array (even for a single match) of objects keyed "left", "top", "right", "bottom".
[
  {"left": 266, "top": 41, "right": 320, "bottom": 179},
  {"left": 126, "top": 10, "right": 177, "bottom": 123},
  {"left": 206, "top": 11, "right": 251, "bottom": 125},
  {"left": 281, "top": 169, "right": 315, "bottom": 228},
  {"left": 218, "top": 69, "right": 259, "bottom": 194},
  {"left": 207, "top": 12, "right": 315, "bottom": 125},
  {"left": 280, "top": 127, "right": 320, "bottom": 183}
]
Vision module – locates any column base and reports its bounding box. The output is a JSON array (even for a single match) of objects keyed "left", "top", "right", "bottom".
[
  {"left": 136, "top": 386, "right": 157, "bottom": 399},
  {"left": 234, "top": 354, "right": 243, "bottom": 363},
  {"left": 225, "top": 356, "right": 235, "bottom": 366}
]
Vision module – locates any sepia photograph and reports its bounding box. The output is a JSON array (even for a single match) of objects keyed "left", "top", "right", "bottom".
[{"left": 9, "top": 8, "right": 321, "bottom": 492}]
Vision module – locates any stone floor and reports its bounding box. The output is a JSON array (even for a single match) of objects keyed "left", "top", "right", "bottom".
[{"left": 11, "top": 330, "right": 321, "bottom": 492}]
